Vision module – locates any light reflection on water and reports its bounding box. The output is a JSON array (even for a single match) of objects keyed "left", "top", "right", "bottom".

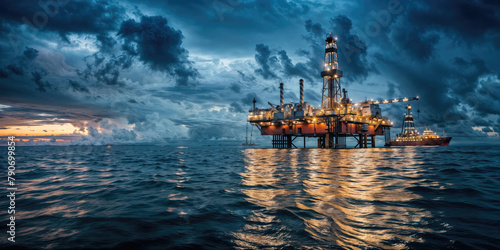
[
  {"left": 237, "top": 148, "right": 440, "bottom": 249},
  {"left": 1, "top": 145, "right": 498, "bottom": 249}
]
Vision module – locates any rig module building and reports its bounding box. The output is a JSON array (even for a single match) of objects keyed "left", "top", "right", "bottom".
[{"left": 247, "top": 34, "right": 418, "bottom": 149}]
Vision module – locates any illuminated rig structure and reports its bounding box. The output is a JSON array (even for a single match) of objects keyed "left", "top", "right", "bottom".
[{"left": 247, "top": 34, "right": 419, "bottom": 148}]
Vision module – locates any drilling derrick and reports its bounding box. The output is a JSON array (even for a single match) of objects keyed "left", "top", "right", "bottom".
[
  {"left": 321, "top": 34, "right": 343, "bottom": 110},
  {"left": 247, "top": 32, "right": 419, "bottom": 149}
]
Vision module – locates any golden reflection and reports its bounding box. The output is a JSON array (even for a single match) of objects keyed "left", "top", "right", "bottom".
[
  {"left": 238, "top": 148, "right": 442, "bottom": 249},
  {"left": 233, "top": 149, "right": 303, "bottom": 247}
]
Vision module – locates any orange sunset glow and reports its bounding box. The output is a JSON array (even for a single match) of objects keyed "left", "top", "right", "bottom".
[{"left": 0, "top": 123, "right": 85, "bottom": 137}]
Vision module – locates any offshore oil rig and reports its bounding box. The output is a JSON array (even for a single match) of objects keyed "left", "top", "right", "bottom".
[{"left": 247, "top": 34, "right": 418, "bottom": 148}]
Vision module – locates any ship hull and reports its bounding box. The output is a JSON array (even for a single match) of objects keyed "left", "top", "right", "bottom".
[{"left": 388, "top": 137, "right": 452, "bottom": 147}]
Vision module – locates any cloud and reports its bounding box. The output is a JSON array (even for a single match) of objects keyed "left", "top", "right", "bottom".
[
  {"left": 254, "top": 44, "right": 278, "bottom": 79},
  {"left": 241, "top": 93, "right": 260, "bottom": 108},
  {"left": 450, "top": 57, "right": 489, "bottom": 96},
  {"left": 468, "top": 74, "right": 500, "bottom": 116},
  {"left": 252, "top": 19, "right": 332, "bottom": 84},
  {"left": 229, "top": 82, "right": 241, "bottom": 93},
  {"left": 31, "top": 70, "right": 51, "bottom": 92},
  {"left": 73, "top": 119, "right": 137, "bottom": 145},
  {"left": 277, "top": 50, "right": 314, "bottom": 82},
  {"left": 0, "top": 0, "right": 499, "bottom": 144},
  {"left": 68, "top": 80, "right": 90, "bottom": 93},
  {"left": 23, "top": 47, "right": 39, "bottom": 60},
  {"left": 330, "top": 15, "right": 375, "bottom": 82},
  {"left": 77, "top": 53, "right": 131, "bottom": 86},
  {"left": 391, "top": 22, "right": 440, "bottom": 61},
  {"left": 305, "top": 19, "right": 324, "bottom": 37},
  {"left": 229, "top": 102, "right": 245, "bottom": 113},
  {"left": 7, "top": 64, "right": 23, "bottom": 76},
  {"left": 0, "top": 68, "right": 8, "bottom": 78},
  {"left": 386, "top": 81, "right": 396, "bottom": 98},
  {"left": 132, "top": 113, "right": 188, "bottom": 142},
  {"left": 118, "top": 15, "right": 198, "bottom": 85},
  {"left": 0, "top": 0, "right": 125, "bottom": 51},
  {"left": 406, "top": 1, "right": 500, "bottom": 48}
]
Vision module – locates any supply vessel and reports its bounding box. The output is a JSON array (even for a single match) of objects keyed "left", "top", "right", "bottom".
[{"left": 388, "top": 105, "right": 452, "bottom": 146}]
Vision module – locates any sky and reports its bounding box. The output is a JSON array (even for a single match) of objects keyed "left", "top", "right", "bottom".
[{"left": 0, "top": 0, "right": 499, "bottom": 145}]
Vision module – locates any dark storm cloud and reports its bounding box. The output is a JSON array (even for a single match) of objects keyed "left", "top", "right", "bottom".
[
  {"left": 0, "top": 69, "right": 8, "bottom": 78},
  {"left": 31, "top": 70, "right": 51, "bottom": 92},
  {"left": 473, "top": 117, "right": 493, "bottom": 127},
  {"left": 252, "top": 19, "right": 333, "bottom": 84},
  {"left": 0, "top": 49, "right": 120, "bottom": 129},
  {"left": 451, "top": 57, "right": 489, "bottom": 96},
  {"left": 254, "top": 44, "right": 278, "bottom": 79},
  {"left": 23, "top": 47, "right": 39, "bottom": 60},
  {"left": 78, "top": 53, "right": 131, "bottom": 86},
  {"left": 139, "top": 0, "right": 310, "bottom": 50},
  {"left": 137, "top": 0, "right": 213, "bottom": 21},
  {"left": 391, "top": 24, "right": 440, "bottom": 61},
  {"left": 96, "top": 33, "right": 118, "bottom": 53},
  {"left": 0, "top": 0, "right": 125, "bottom": 51},
  {"left": 237, "top": 71, "right": 256, "bottom": 82},
  {"left": 378, "top": 54, "right": 498, "bottom": 124},
  {"left": 330, "top": 15, "right": 375, "bottom": 82},
  {"left": 469, "top": 75, "right": 500, "bottom": 116},
  {"left": 7, "top": 64, "right": 23, "bottom": 76},
  {"left": 68, "top": 80, "right": 90, "bottom": 94},
  {"left": 2, "top": 47, "right": 41, "bottom": 78},
  {"left": 241, "top": 93, "right": 260, "bottom": 108},
  {"left": 118, "top": 15, "right": 198, "bottom": 85},
  {"left": 229, "top": 102, "right": 245, "bottom": 113},
  {"left": 385, "top": 1, "right": 500, "bottom": 62},
  {"left": 295, "top": 20, "right": 325, "bottom": 84},
  {"left": 375, "top": 53, "right": 467, "bottom": 125},
  {"left": 230, "top": 83, "right": 241, "bottom": 93},
  {"left": 0, "top": 104, "right": 114, "bottom": 128},
  {"left": 386, "top": 82, "right": 396, "bottom": 98},
  {"left": 277, "top": 50, "right": 313, "bottom": 82},
  {"left": 253, "top": 17, "right": 375, "bottom": 86},
  {"left": 305, "top": 19, "right": 324, "bottom": 37},
  {"left": 406, "top": 1, "right": 500, "bottom": 48}
]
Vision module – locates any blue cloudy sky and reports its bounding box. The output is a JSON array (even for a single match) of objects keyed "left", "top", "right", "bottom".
[{"left": 0, "top": 0, "right": 499, "bottom": 145}]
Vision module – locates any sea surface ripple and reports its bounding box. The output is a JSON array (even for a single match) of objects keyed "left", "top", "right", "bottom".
[{"left": 1, "top": 145, "right": 499, "bottom": 249}]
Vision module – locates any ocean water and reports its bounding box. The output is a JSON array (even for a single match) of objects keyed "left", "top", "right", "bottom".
[{"left": 1, "top": 145, "right": 499, "bottom": 249}]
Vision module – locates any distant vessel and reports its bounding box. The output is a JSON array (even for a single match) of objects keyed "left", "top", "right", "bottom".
[
  {"left": 388, "top": 105, "right": 452, "bottom": 146},
  {"left": 242, "top": 123, "right": 255, "bottom": 146}
]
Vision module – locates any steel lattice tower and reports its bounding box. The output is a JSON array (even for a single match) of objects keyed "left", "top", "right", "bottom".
[
  {"left": 401, "top": 104, "right": 417, "bottom": 135},
  {"left": 321, "top": 34, "right": 343, "bottom": 110}
]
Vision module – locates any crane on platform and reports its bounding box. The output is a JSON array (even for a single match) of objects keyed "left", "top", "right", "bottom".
[
  {"left": 353, "top": 96, "right": 419, "bottom": 106},
  {"left": 268, "top": 102, "right": 278, "bottom": 112}
]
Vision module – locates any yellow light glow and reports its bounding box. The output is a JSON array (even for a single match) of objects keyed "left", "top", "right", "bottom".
[{"left": 0, "top": 123, "right": 85, "bottom": 137}]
